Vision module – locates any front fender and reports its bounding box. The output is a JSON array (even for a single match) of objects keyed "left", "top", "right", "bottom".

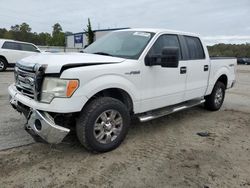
[{"left": 76, "top": 74, "right": 140, "bottom": 113}]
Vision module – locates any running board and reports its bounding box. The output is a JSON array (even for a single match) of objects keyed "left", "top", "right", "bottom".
[{"left": 138, "top": 98, "right": 205, "bottom": 122}]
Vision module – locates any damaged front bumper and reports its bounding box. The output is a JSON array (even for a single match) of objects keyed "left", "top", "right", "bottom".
[{"left": 10, "top": 98, "right": 70, "bottom": 144}]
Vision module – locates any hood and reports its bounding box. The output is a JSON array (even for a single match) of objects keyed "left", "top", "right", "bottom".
[{"left": 17, "top": 52, "right": 126, "bottom": 73}]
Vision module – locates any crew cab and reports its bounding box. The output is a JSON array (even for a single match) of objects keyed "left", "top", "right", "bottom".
[
  {"left": 8, "top": 29, "right": 236, "bottom": 152},
  {"left": 0, "top": 39, "right": 40, "bottom": 71}
]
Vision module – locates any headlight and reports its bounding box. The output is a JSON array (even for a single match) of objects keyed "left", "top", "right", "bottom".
[{"left": 41, "top": 77, "right": 79, "bottom": 103}]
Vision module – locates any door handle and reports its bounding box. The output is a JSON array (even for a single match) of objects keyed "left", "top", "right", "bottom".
[
  {"left": 180, "top": 67, "right": 187, "bottom": 74},
  {"left": 204, "top": 65, "right": 209, "bottom": 71}
]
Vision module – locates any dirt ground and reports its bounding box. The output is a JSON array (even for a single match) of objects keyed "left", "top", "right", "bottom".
[{"left": 0, "top": 65, "right": 249, "bottom": 188}]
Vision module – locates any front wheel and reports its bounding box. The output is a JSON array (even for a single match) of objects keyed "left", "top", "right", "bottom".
[
  {"left": 76, "top": 97, "right": 130, "bottom": 153},
  {"left": 204, "top": 81, "right": 226, "bottom": 111}
]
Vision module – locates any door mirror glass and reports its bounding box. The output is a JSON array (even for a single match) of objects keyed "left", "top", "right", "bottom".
[
  {"left": 145, "top": 47, "right": 179, "bottom": 68},
  {"left": 161, "top": 47, "right": 179, "bottom": 67}
]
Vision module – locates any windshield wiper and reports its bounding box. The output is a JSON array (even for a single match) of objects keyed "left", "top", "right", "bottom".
[{"left": 93, "top": 52, "right": 113, "bottom": 56}]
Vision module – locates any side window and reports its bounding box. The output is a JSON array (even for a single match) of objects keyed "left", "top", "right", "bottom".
[
  {"left": 184, "top": 36, "right": 205, "bottom": 60},
  {"left": 20, "top": 43, "right": 38, "bottom": 52},
  {"left": 149, "top": 34, "right": 182, "bottom": 59},
  {"left": 2, "top": 42, "right": 20, "bottom": 50}
]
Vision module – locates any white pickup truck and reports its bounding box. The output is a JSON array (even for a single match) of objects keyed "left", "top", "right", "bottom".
[{"left": 8, "top": 29, "right": 236, "bottom": 152}]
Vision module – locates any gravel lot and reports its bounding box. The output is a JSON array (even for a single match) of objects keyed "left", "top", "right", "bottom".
[{"left": 0, "top": 65, "right": 249, "bottom": 188}]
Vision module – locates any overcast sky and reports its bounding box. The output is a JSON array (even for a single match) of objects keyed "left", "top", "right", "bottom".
[{"left": 1, "top": 0, "right": 250, "bottom": 44}]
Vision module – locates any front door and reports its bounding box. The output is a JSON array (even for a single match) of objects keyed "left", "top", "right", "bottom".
[{"left": 140, "top": 34, "right": 187, "bottom": 112}]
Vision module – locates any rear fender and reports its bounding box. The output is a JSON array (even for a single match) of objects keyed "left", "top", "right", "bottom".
[{"left": 206, "top": 66, "right": 229, "bottom": 95}]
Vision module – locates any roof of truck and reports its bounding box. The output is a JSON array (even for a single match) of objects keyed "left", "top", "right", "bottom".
[{"left": 119, "top": 28, "right": 199, "bottom": 37}]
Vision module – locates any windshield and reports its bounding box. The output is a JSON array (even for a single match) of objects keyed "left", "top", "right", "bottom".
[{"left": 84, "top": 31, "right": 154, "bottom": 59}]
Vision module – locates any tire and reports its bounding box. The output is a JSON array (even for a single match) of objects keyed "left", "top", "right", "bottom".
[
  {"left": 76, "top": 97, "right": 130, "bottom": 153},
  {"left": 204, "top": 81, "right": 226, "bottom": 111},
  {"left": 0, "top": 58, "right": 7, "bottom": 72}
]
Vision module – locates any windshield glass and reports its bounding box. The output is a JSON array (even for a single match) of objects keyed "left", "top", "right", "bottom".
[{"left": 84, "top": 31, "right": 154, "bottom": 59}]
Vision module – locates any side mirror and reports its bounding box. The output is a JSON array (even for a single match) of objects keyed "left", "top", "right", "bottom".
[{"left": 145, "top": 47, "right": 179, "bottom": 68}]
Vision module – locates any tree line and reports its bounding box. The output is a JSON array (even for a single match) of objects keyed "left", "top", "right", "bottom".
[
  {"left": 208, "top": 43, "right": 250, "bottom": 58},
  {"left": 0, "top": 20, "right": 95, "bottom": 47},
  {"left": 0, "top": 22, "right": 69, "bottom": 46}
]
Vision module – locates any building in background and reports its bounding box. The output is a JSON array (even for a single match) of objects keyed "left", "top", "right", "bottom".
[{"left": 66, "top": 28, "right": 129, "bottom": 49}]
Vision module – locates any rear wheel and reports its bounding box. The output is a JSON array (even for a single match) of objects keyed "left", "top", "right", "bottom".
[
  {"left": 0, "top": 58, "right": 7, "bottom": 72},
  {"left": 204, "top": 81, "right": 226, "bottom": 111},
  {"left": 76, "top": 97, "right": 130, "bottom": 153}
]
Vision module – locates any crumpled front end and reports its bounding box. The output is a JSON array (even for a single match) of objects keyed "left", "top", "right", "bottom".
[
  {"left": 10, "top": 97, "right": 70, "bottom": 144},
  {"left": 8, "top": 62, "right": 69, "bottom": 144},
  {"left": 26, "top": 109, "right": 70, "bottom": 144}
]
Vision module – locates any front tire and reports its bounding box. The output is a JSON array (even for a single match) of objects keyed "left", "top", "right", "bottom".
[
  {"left": 0, "top": 58, "right": 7, "bottom": 72},
  {"left": 204, "top": 81, "right": 226, "bottom": 111},
  {"left": 76, "top": 97, "right": 130, "bottom": 153}
]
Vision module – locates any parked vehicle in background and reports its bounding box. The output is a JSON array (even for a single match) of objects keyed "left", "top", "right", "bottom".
[
  {"left": 237, "top": 57, "right": 250, "bottom": 65},
  {"left": 8, "top": 28, "right": 236, "bottom": 152},
  {"left": 0, "top": 39, "right": 40, "bottom": 71}
]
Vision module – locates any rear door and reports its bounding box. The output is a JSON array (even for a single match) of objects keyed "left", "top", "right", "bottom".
[
  {"left": 181, "top": 36, "right": 210, "bottom": 100},
  {"left": 19, "top": 43, "right": 40, "bottom": 58}
]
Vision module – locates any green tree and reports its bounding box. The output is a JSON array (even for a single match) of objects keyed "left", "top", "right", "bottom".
[
  {"left": 19, "top": 23, "right": 31, "bottom": 33},
  {"left": 85, "top": 18, "right": 95, "bottom": 45},
  {"left": 52, "top": 23, "right": 62, "bottom": 36},
  {"left": 19, "top": 22, "right": 32, "bottom": 42},
  {"left": 0, "top": 28, "right": 9, "bottom": 38},
  {"left": 0, "top": 22, "right": 70, "bottom": 46},
  {"left": 207, "top": 43, "right": 250, "bottom": 58},
  {"left": 38, "top": 32, "right": 51, "bottom": 46},
  {"left": 50, "top": 23, "right": 65, "bottom": 46},
  {"left": 9, "top": 24, "right": 21, "bottom": 40},
  {"left": 8, "top": 23, "right": 32, "bottom": 42},
  {"left": 10, "top": 24, "right": 20, "bottom": 32}
]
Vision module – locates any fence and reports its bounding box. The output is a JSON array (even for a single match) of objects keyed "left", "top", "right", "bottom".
[{"left": 37, "top": 46, "right": 82, "bottom": 53}]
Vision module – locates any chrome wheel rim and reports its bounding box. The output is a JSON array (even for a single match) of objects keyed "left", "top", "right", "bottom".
[
  {"left": 215, "top": 88, "right": 223, "bottom": 106},
  {"left": 93, "top": 110, "right": 123, "bottom": 144},
  {"left": 0, "top": 61, "right": 4, "bottom": 70}
]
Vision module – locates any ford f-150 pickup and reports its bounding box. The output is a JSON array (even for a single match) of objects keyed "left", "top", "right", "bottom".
[{"left": 8, "top": 28, "right": 236, "bottom": 152}]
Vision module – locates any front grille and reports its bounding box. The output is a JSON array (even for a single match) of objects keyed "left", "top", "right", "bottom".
[
  {"left": 15, "top": 63, "right": 46, "bottom": 101},
  {"left": 15, "top": 67, "right": 36, "bottom": 99}
]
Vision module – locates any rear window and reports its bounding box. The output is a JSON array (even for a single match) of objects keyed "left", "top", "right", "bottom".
[
  {"left": 2, "top": 42, "right": 20, "bottom": 50},
  {"left": 184, "top": 36, "right": 205, "bottom": 60},
  {"left": 20, "top": 43, "right": 38, "bottom": 52}
]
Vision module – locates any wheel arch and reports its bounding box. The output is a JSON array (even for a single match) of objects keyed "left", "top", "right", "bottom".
[
  {"left": 0, "top": 55, "right": 8, "bottom": 63},
  {"left": 206, "top": 66, "right": 230, "bottom": 95},
  {"left": 84, "top": 88, "right": 134, "bottom": 114},
  {"left": 216, "top": 74, "right": 228, "bottom": 88}
]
